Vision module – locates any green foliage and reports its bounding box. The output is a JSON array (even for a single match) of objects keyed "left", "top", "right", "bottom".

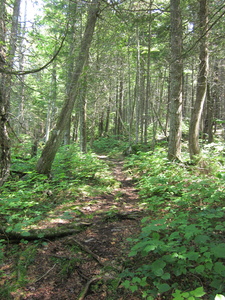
[
  {"left": 0, "top": 144, "right": 116, "bottom": 237},
  {"left": 122, "top": 148, "right": 225, "bottom": 299},
  {"left": 92, "top": 136, "right": 129, "bottom": 154},
  {"left": 53, "top": 144, "right": 116, "bottom": 185},
  {"left": 0, "top": 243, "right": 37, "bottom": 298}
]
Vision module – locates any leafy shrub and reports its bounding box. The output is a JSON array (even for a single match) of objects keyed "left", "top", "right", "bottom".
[
  {"left": 122, "top": 148, "right": 225, "bottom": 299},
  {"left": 92, "top": 136, "right": 128, "bottom": 154},
  {"left": 1, "top": 144, "right": 116, "bottom": 236},
  {"left": 53, "top": 144, "right": 115, "bottom": 185}
]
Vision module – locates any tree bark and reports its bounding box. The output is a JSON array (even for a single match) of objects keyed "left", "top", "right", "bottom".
[
  {"left": 36, "top": 0, "right": 100, "bottom": 175},
  {"left": 46, "top": 61, "right": 57, "bottom": 142},
  {"left": 168, "top": 0, "right": 183, "bottom": 161},
  {"left": 203, "top": 83, "right": 214, "bottom": 143},
  {"left": 79, "top": 73, "right": 88, "bottom": 152},
  {"left": 0, "top": 0, "right": 21, "bottom": 186},
  {"left": 189, "top": 0, "right": 209, "bottom": 160},
  {"left": 144, "top": 4, "right": 152, "bottom": 144}
]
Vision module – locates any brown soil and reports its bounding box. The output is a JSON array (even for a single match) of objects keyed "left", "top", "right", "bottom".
[{"left": 5, "top": 157, "right": 146, "bottom": 300}]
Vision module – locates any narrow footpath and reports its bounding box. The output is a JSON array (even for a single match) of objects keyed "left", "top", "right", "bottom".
[{"left": 11, "top": 158, "right": 144, "bottom": 300}]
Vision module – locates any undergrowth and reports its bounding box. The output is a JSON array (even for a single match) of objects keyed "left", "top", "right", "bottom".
[
  {"left": 92, "top": 135, "right": 129, "bottom": 156},
  {"left": 0, "top": 143, "right": 116, "bottom": 237},
  {"left": 121, "top": 145, "right": 225, "bottom": 300},
  {"left": 0, "top": 143, "right": 118, "bottom": 298}
]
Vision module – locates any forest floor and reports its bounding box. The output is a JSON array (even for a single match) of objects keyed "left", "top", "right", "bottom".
[{"left": 5, "top": 157, "right": 147, "bottom": 300}]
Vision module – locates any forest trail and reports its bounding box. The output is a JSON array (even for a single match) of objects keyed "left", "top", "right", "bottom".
[{"left": 11, "top": 157, "right": 144, "bottom": 300}]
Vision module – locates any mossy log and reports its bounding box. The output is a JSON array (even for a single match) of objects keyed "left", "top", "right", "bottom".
[{"left": 0, "top": 221, "right": 92, "bottom": 241}]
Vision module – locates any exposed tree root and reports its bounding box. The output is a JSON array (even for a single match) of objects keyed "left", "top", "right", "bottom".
[
  {"left": 69, "top": 237, "right": 105, "bottom": 266},
  {"left": 78, "top": 276, "right": 103, "bottom": 300},
  {"left": 77, "top": 273, "right": 118, "bottom": 300}
]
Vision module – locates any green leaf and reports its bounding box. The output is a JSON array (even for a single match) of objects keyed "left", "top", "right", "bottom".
[
  {"left": 139, "top": 277, "right": 148, "bottom": 287},
  {"left": 128, "top": 250, "right": 137, "bottom": 257},
  {"left": 132, "top": 276, "right": 141, "bottom": 284},
  {"left": 195, "top": 265, "right": 205, "bottom": 274},
  {"left": 162, "top": 272, "right": 171, "bottom": 280},
  {"left": 122, "top": 280, "right": 130, "bottom": 289},
  {"left": 184, "top": 224, "right": 200, "bottom": 239},
  {"left": 21, "top": 231, "right": 31, "bottom": 237},
  {"left": 151, "top": 259, "right": 166, "bottom": 276},
  {"left": 211, "top": 278, "right": 223, "bottom": 289},
  {"left": 130, "top": 285, "right": 138, "bottom": 292},
  {"left": 158, "top": 283, "right": 171, "bottom": 293},
  {"left": 190, "top": 287, "right": 205, "bottom": 297},
  {"left": 172, "top": 289, "right": 184, "bottom": 300},
  {"left": 215, "top": 224, "right": 224, "bottom": 231},
  {"left": 143, "top": 244, "right": 157, "bottom": 252},
  {"left": 211, "top": 244, "right": 225, "bottom": 258},
  {"left": 173, "top": 295, "right": 184, "bottom": 300},
  {"left": 214, "top": 262, "right": 225, "bottom": 275},
  {"left": 182, "top": 292, "right": 190, "bottom": 297},
  {"left": 194, "top": 235, "right": 210, "bottom": 244},
  {"left": 186, "top": 251, "right": 199, "bottom": 260}
]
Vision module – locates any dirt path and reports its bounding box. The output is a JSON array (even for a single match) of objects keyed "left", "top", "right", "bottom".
[{"left": 10, "top": 158, "right": 143, "bottom": 300}]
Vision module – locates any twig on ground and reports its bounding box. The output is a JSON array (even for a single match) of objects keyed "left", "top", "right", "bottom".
[{"left": 34, "top": 263, "right": 57, "bottom": 283}]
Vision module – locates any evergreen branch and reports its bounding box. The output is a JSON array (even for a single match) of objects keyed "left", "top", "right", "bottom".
[
  {"left": 0, "top": 25, "right": 68, "bottom": 76},
  {"left": 183, "top": 5, "right": 225, "bottom": 58}
]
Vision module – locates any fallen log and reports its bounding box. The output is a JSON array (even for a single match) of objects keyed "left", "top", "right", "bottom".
[{"left": 0, "top": 221, "right": 92, "bottom": 241}]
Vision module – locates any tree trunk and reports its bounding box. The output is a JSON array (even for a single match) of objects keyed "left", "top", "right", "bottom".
[
  {"left": 189, "top": 0, "right": 209, "bottom": 160},
  {"left": 0, "top": 0, "right": 21, "bottom": 186},
  {"left": 135, "top": 26, "right": 141, "bottom": 143},
  {"left": 36, "top": 0, "right": 100, "bottom": 175},
  {"left": 46, "top": 62, "right": 57, "bottom": 142},
  {"left": 79, "top": 73, "right": 88, "bottom": 152},
  {"left": 167, "top": 0, "right": 183, "bottom": 161},
  {"left": 144, "top": 5, "right": 152, "bottom": 144}
]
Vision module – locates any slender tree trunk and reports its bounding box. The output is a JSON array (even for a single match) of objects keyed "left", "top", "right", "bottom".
[
  {"left": 36, "top": 0, "right": 100, "bottom": 175},
  {"left": 79, "top": 73, "right": 88, "bottom": 152},
  {"left": 63, "top": 1, "right": 78, "bottom": 146},
  {"left": 144, "top": 8, "right": 152, "bottom": 144},
  {"left": 118, "top": 76, "right": 123, "bottom": 137},
  {"left": 98, "top": 111, "right": 104, "bottom": 137},
  {"left": 204, "top": 83, "right": 214, "bottom": 143},
  {"left": 46, "top": 62, "right": 57, "bottom": 142},
  {"left": 104, "top": 96, "right": 110, "bottom": 134},
  {"left": 168, "top": 0, "right": 183, "bottom": 161},
  {"left": 189, "top": 0, "right": 208, "bottom": 160},
  {"left": 135, "top": 26, "right": 141, "bottom": 143},
  {"left": 140, "top": 58, "right": 145, "bottom": 143}
]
